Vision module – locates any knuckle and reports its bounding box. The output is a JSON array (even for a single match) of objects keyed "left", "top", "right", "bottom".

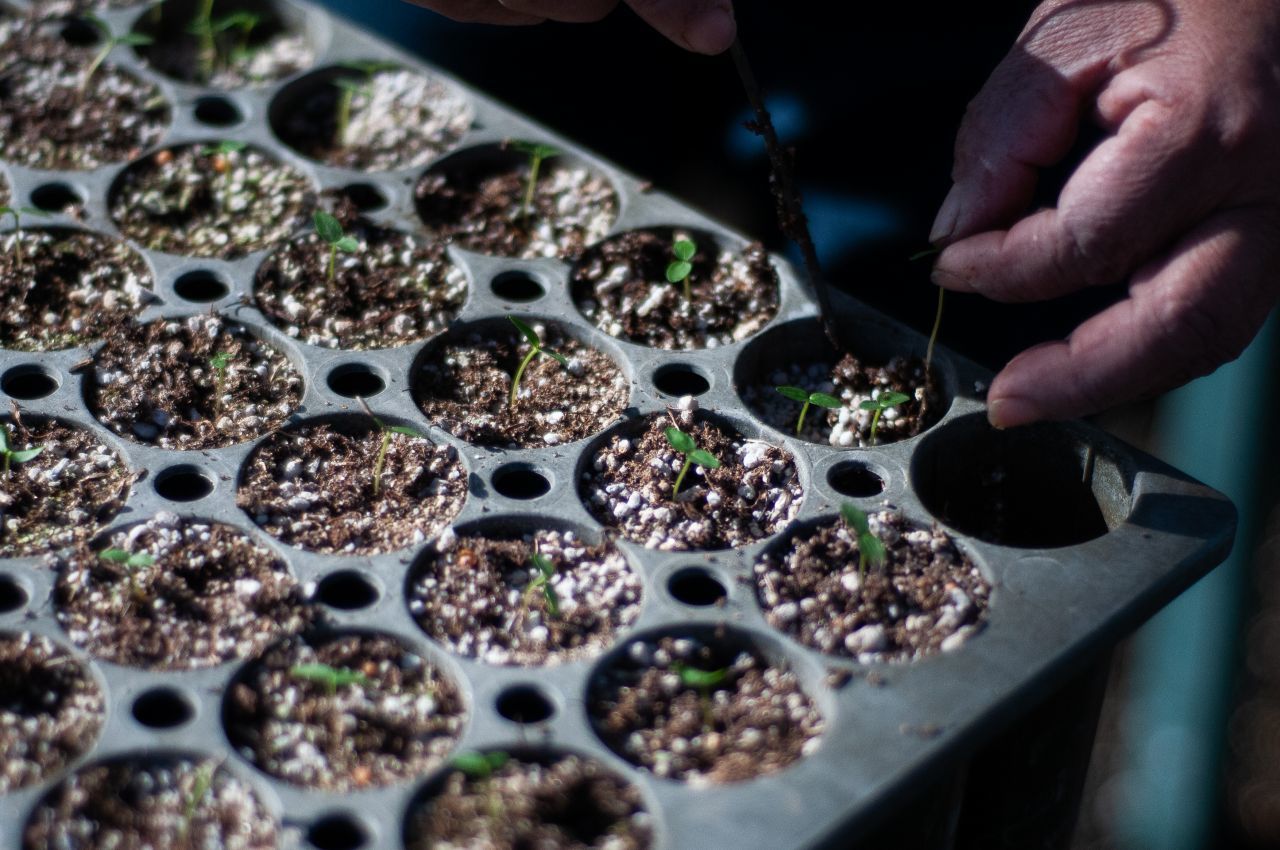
[
  {"left": 1153, "top": 295, "right": 1246, "bottom": 379},
  {"left": 1057, "top": 214, "right": 1125, "bottom": 288}
]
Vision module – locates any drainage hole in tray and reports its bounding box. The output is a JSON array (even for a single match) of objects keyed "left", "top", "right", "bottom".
[
  {"left": 307, "top": 813, "right": 369, "bottom": 850},
  {"left": 490, "top": 271, "right": 546, "bottom": 303},
  {"left": 316, "top": 570, "right": 380, "bottom": 610},
  {"left": 652, "top": 363, "right": 711, "bottom": 397},
  {"left": 326, "top": 364, "right": 386, "bottom": 399},
  {"left": 153, "top": 466, "right": 216, "bottom": 502},
  {"left": 172, "top": 270, "right": 232, "bottom": 303},
  {"left": 193, "top": 95, "right": 243, "bottom": 127},
  {"left": 59, "top": 17, "right": 99, "bottom": 46},
  {"left": 492, "top": 464, "right": 551, "bottom": 500},
  {"left": 2, "top": 364, "right": 60, "bottom": 400},
  {"left": 338, "top": 183, "right": 389, "bottom": 213},
  {"left": 0, "top": 575, "right": 28, "bottom": 613},
  {"left": 496, "top": 684, "right": 556, "bottom": 724},
  {"left": 131, "top": 687, "right": 195, "bottom": 729},
  {"left": 667, "top": 567, "right": 727, "bottom": 607},
  {"left": 827, "top": 460, "right": 885, "bottom": 497},
  {"left": 29, "top": 182, "right": 85, "bottom": 213}
]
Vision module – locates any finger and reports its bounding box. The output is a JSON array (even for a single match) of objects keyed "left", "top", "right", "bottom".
[
  {"left": 498, "top": 0, "right": 618, "bottom": 22},
  {"left": 624, "top": 0, "right": 735, "bottom": 54},
  {"left": 984, "top": 209, "right": 1280, "bottom": 428},
  {"left": 402, "top": 0, "right": 544, "bottom": 25}
]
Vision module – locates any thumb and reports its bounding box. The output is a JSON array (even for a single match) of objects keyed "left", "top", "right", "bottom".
[{"left": 624, "top": 0, "right": 735, "bottom": 54}]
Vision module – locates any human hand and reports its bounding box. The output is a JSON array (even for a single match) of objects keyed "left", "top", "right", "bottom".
[
  {"left": 401, "top": 0, "right": 736, "bottom": 54},
  {"left": 928, "top": 0, "right": 1280, "bottom": 428}
]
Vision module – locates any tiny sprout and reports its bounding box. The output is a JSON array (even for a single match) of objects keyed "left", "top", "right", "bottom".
[
  {"left": 840, "top": 503, "right": 887, "bottom": 581},
  {"left": 1, "top": 205, "right": 49, "bottom": 266},
  {"left": 209, "top": 351, "right": 233, "bottom": 409},
  {"left": 665, "top": 238, "right": 697, "bottom": 301},
  {"left": 673, "top": 661, "right": 728, "bottom": 693},
  {"left": 178, "top": 760, "right": 219, "bottom": 841},
  {"left": 522, "top": 551, "right": 560, "bottom": 619},
  {"left": 99, "top": 548, "right": 156, "bottom": 569},
  {"left": 507, "top": 316, "right": 568, "bottom": 410},
  {"left": 858, "top": 391, "right": 911, "bottom": 446},
  {"left": 452, "top": 750, "right": 510, "bottom": 781},
  {"left": 289, "top": 662, "right": 371, "bottom": 696},
  {"left": 776, "top": 386, "right": 842, "bottom": 435},
  {"left": 209, "top": 10, "right": 261, "bottom": 64},
  {"left": 663, "top": 426, "right": 720, "bottom": 497},
  {"left": 908, "top": 246, "right": 942, "bottom": 262},
  {"left": 201, "top": 139, "right": 247, "bottom": 157},
  {"left": 909, "top": 247, "right": 946, "bottom": 382},
  {"left": 313, "top": 211, "right": 360, "bottom": 283},
  {"left": 332, "top": 61, "right": 398, "bottom": 147},
  {"left": 509, "top": 141, "right": 560, "bottom": 222},
  {"left": 359, "top": 401, "right": 428, "bottom": 498},
  {"left": 0, "top": 423, "right": 43, "bottom": 475},
  {"left": 80, "top": 16, "right": 153, "bottom": 93},
  {"left": 187, "top": 0, "right": 218, "bottom": 82}
]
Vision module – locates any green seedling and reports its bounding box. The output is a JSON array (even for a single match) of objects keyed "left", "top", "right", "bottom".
[
  {"left": 99, "top": 548, "right": 156, "bottom": 569},
  {"left": 840, "top": 502, "right": 887, "bottom": 581},
  {"left": 187, "top": 0, "right": 217, "bottom": 81},
  {"left": 775, "top": 385, "right": 842, "bottom": 435},
  {"left": 858, "top": 390, "right": 910, "bottom": 446},
  {"left": 665, "top": 237, "right": 696, "bottom": 301},
  {"left": 313, "top": 211, "right": 360, "bottom": 283},
  {"left": 909, "top": 247, "right": 946, "bottom": 384},
  {"left": 209, "top": 351, "right": 232, "bottom": 409},
  {"left": 453, "top": 750, "right": 510, "bottom": 819},
  {"left": 521, "top": 551, "right": 560, "bottom": 619},
  {"left": 332, "top": 61, "right": 398, "bottom": 147},
  {"left": 663, "top": 426, "right": 720, "bottom": 496},
  {"left": 178, "top": 759, "right": 219, "bottom": 843},
  {"left": 357, "top": 400, "right": 428, "bottom": 498},
  {"left": 509, "top": 141, "right": 559, "bottom": 221},
  {"left": 0, "top": 423, "right": 43, "bottom": 475},
  {"left": 289, "top": 662, "right": 371, "bottom": 696},
  {"left": 673, "top": 661, "right": 728, "bottom": 727},
  {"left": 208, "top": 10, "right": 261, "bottom": 64},
  {"left": 80, "top": 16, "right": 153, "bottom": 93},
  {"left": 1, "top": 206, "right": 49, "bottom": 266},
  {"left": 507, "top": 316, "right": 568, "bottom": 409}
]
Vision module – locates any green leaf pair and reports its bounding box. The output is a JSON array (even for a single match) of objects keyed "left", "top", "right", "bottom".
[
  {"left": 507, "top": 316, "right": 569, "bottom": 409},
  {"left": 839, "top": 503, "right": 888, "bottom": 580},
  {"left": 452, "top": 750, "right": 510, "bottom": 781},
  {"left": 99, "top": 548, "right": 157, "bottom": 569},
  {"left": 776, "top": 385, "right": 842, "bottom": 435},
  {"left": 289, "top": 662, "right": 372, "bottom": 695},
  {"left": 858, "top": 390, "right": 911, "bottom": 446},
  {"left": 0, "top": 423, "right": 44, "bottom": 474},
  {"left": 665, "top": 238, "right": 697, "bottom": 300},
  {"left": 664, "top": 426, "right": 721, "bottom": 497}
]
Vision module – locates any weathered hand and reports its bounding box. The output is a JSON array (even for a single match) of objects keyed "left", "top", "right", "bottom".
[
  {"left": 401, "top": 0, "right": 735, "bottom": 54},
  {"left": 929, "top": 0, "right": 1280, "bottom": 428}
]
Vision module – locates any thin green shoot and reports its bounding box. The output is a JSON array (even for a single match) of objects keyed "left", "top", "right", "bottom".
[
  {"left": 178, "top": 759, "right": 219, "bottom": 842},
  {"left": 858, "top": 390, "right": 910, "bottom": 446},
  {"left": 521, "top": 551, "right": 560, "bottom": 619},
  {"left": 840, "top": 502, "right": 887, "bottom": 581},
  {"left": 0, "top": 423, "right": 43, "bottom": 476},
  {"left": 356, "top": 398, "right": 428, "bottom": 498},
  {"left": 925, "top": 287, "right": 944, "bottom": 383},
  {"left": 209, "top": 10, "right": 261, "bottom": 64},
  {"left": 209, "top": 351, "right": 232, "bottom": 410},
  {"left": 80, "top": 16, "right": 154, "bottom": 92},
  {"left": 313, "top": 211, "right": 360, "bottom": 283},
  {"left": 201, "top": 139, "right": 247, "bottom": 157},
  {"left": 908, "top": 246, "right": 942, "bottom": 262},
  {"left": 509, "top": 141, "right": 560, "bottom": 222},
  {"left": 289, "top": 662, "right": 371, "bottom": 696},
  {"left": 507, "top": 316, "right": 568, "bottom": 409},
  {"left": 775, "top": 386, "right": 842, "bottom": 435},
  {"left": 663, "top": 426, "right": 720, "bottom": 497},
  {"left": 332, "top": 61, "right": 398, "bottom": 147},
  {"left": 1, "top": 206, "right": 49, "bottom": 265},
  {"left": 187, "top": 0, "right": 217, "bottom": 82},
  {"left": 665, "top": 238, "right": 697, "bottom": 301}
]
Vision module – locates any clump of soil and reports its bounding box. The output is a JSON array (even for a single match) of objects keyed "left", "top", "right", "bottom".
[
  {"left": 755, "top": 509, "right": 990, "bottom": 662},
  {"left": 135, "top": 0, "right": 313, "bottom": 89},
  {"left": 405, "top": 753, "right": 653, "bottom": 850},
  {"left": 54, "top": 513, "right": 318, "bottom": 670},
  {"left": 254, "top": 215, "right": 467, "bottom": 350},
  {"left": 109, "top": 143, "right": 314, "bottom": 259},
  {"left": 0, "top": 229, "right": 153, "bottom": 351},
  {"left": 415, "top": 146, "right": 617, "bottom": 260},
  {"left": 0, "top": 20, "right": 168, "bottom": 170},
  {"left": 743, "top": 353, "right": 943, "bottom": 447},
  {"left": 238, "top": 420, "right": 467, "bottom": 555},
  {"left": 0, "top": 416, "right": 132, "bottom": 559},
  {"left": 408, "top": 527, "right": 642, "bottom": 667},
  {"left": 88, "top": 314, "right": 303, "bottom": 450},
  {"left": 415, "top": 321, "right": 628, "bottom": 448},
  {"left": 571, "top": 229, "right": 779, "bottom": 349},
  {"left": 590, "top": 634, "right": 824, "bottom": 784},
  {"left": 22, "top": 756, "right": 277, "bottom": 850},
  {"left": 225, "top": 632, "right": 465, "bottom": 791},
  {"left": 581, "top": 404, "right": 802, "bottom": 550},
  {"left": 0, "top": 632, "right": 104, "bottom": 793},
  {"left": 277, "top": 66, "right": 471, "bottom": 171}
]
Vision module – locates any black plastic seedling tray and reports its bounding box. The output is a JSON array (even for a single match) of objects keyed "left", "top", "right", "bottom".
[{"left": 0, "top": 1, "right": 1235, "bottom": 848}]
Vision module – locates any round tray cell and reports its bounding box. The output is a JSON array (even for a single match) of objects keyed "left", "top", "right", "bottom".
[
  {"left": 415, "top": 141, "right": 618, "bottom": 261},
  {"left": 0, "top": 415, "right": 132, "bottom": 559},
  {"left": 755, "top": 508, "right": 990, "bottom": 662},
  {"left": 588, "top": 628, "right": 824, "bottom": 784},
  {"left": 54, "top": 513, "right": 319, "bottom": 670},
  {"left": 132, "top": 0, "right": 315, "bottom": 89},
  {"left": 254, "top": 213, "right": 467, "bottom": 350},
  {"left": 87, "top": 314, "right": 304, "bottom": 450},
  {"left": 22, "top": 755, "right": 278, "bottom": 850},
  {"left": 570, "top": 227, "right": 780, "bottom": 350},
  {"left": 580, "top": 406, "right": 803, "bottom": 551},
  {"left": 407, "top": 521, "right": 642, "bottom": 667},
  {"left": 0, "top": 632, "right": 104, "bottom": 794},
  {"left": 0, "top": 17, "right": 169, "bottom": 170},
  {"left": 404, "top": 750, "right": 654, "bottom": 850},
  {"left": 238, "top": 417, "right": 467, "bottom": 555},
  {"left": 271, "top": 62, "right": 472, "bottom": 171},
  {"left": 224, "top": 631, "right": 466, "bottom": 791},
  {"left": 109, "top": 142, "right": 314, "bottom": 259},
  {"left": 911, "top": 413, "right": 1134, "bottom": 548},
  {"left": 0, "top": 228, "right": 153, "bottom": 352},
  {"left": 413, "top": 318, "right": 629, "bottom": 449},
  {"left": 736, "top": 317, "right": 950, "bottom": 448}
]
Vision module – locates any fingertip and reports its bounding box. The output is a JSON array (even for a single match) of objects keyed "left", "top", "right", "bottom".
[
  {"left": 986, "top": 396, "right": 1042, "bottom": 429},
  {"left": 928, "top": 184, "right": 961, "bottom": 245},
  {"left": 686, "top": 4, "right": 735, "bottom": 54}
]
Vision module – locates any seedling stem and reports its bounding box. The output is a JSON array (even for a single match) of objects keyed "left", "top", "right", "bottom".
[
  {"left": 840, "top": 503, "right": 888, "bottom": 581},
  {"left": 313, "top": 211, "right": 359, "bottom": 283},
  {"left": 506, "top": 316, "right": 568, "bottom": 409},
  {"left": 357, "top": 397, "right": 428, "bottom": 498},
  {"left": 510, "top": 141, "right": 559, "bottom": 222},
  {"left": 81, "top": 16, "right": 154, "bottom": 93},
  {"left": 1, "top": 206, "right": 48, "bottom": 266},
  {"left": 775, "top": 386, "right": 842, "bottom": 435},
  {"left": 520, "top": 551, "right": 560, "bottom": 620},
  {"left": 0, "top": 423, "right": 43, "bottom": 476},
  {"left": 858, "top": 391, "right": 910, "bottom": 446},
  {"left": 663, "top": 426, "right": 721, "bottom": 496}
]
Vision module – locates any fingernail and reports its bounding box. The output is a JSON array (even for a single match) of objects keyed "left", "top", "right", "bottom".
[
  {"left": 687, "top": 5, "right": 736, "bottom": 54},
  {"left": 930, "top": 265, "right": 972, "bottom": 291},
  {"left": 987, "top": 397, "right": 1040, "bottom": 429},
  {"left": 928, "top": 184, "right": 963, "bottom": 244}
]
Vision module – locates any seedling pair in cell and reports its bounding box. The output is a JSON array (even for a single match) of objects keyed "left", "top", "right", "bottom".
[
  {"left": 0, "top": 424, "right": 43, "bottom": 475},
  {"left": 188, "top": 0, "right": 264, "bottom": 82}
]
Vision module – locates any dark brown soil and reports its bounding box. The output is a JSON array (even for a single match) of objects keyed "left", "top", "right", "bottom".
[
  {"left": 54, "top": 514, "right": 318, "bottom": 670},
  {"left": 405, "top": 753, "right": 653, "bottom": 850},
  {"left": 254, "top": 214, "right": 466, "bottom": 350},
  {"left": 0, "top": 416, "right": 132, "bottom": 559},
  {"left": 277, "top": 66, "right": 471, "bottom": 171},
  {"left": 571, "top": 229, "right": 779, "bottom": 349},
  {"left": 415, "top": 147, "right": 617, "bottom": 260},
  {"left": 22, "top": 756, "right": 277, "bottom": 850},
  {"left": 225, "top": 632, "right": 465, "bottom": 791},
  {"left": 238, "top": 420, "right": 467, "bottom": 555},
  {"left": 408, "top": 528, "right": 642, "bottom": 667},
  {"left": 589, "top": 634, "right": 824, "bottom": 784},
  {"left": 743, "top": 353, "right": 943, "bottom": 447},
  {"left": 581, "top": 406, "right": 803, "bottom": 551},
  {"left": 109, "top": 143, "right": 314, "bottom": 259},
  {"left": 0, "top": 632, "right": 104, "bottom": 793},
  {"left": 88, "top": 314, "right": 303, "bottom": 450},
  {"left": 0, "top": 229, "right": 153, "bottom": 351},
  {"left": 0, "top": 21, "right": 168, "bottom": 170},
  {"left": 415, "top": 321, "right": 628, "bottom": 449},
  {"left": 755, "top": 509, "right": 990, "bottom": 662}
]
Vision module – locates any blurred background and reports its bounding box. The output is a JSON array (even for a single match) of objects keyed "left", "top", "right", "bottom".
[{"left": 313, "top": 2, "right": 1280, "bottom": 846}]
